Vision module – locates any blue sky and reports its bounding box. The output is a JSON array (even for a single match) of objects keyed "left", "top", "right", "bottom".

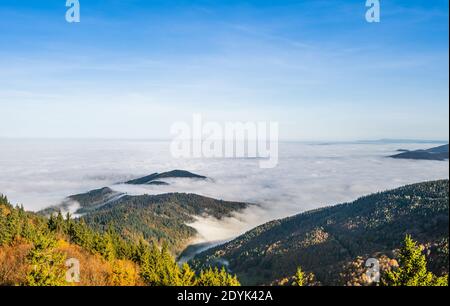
[{"left": 0, "top": 0, "right": 448, "bottom": 140}]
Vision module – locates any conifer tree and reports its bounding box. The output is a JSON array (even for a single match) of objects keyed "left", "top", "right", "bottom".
[
  {"left": 159, "top": 243, "right": 181, "bottom": 285},
  {"left": 24, "top": 233, "right": 66, "bottom": 286},
  {"left": 293, "top": 267, "right": 306, "bottom": 286},
  {"left": 180, "top": 263, "right": 196, "bottom": 286},
  {"left": 196, "top": 267, "right": 240, "bottom": 286},
  {"left": 382, "top": 235, "right": 448, "bottom": 286},
  {"left": 1, "top": 208, "right": 20, "bottom": 245},
  {"left": 0, "top": 194, "right": 9, "bottom": 207}
]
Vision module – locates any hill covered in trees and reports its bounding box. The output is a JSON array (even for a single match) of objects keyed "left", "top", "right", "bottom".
[
  {"left": 40, "top": 187, "right": 124, "bottom": 216},
  {"left": 190, "top": 180, "right": 449, "bottom": 285},
  {"left": 39, "top": 170, "right": 250, "bottom": 253},
  {"left": 78, "top": 193, "right": 251, "bottom": 253},
  {"left": 125, "top": 170, "right": 207, "bottom": 185},
  {"left": 40, "top": 169, "right": 209, "bottom": 216},
  {"left": 0, "top": 195, "right": 240, "bottom": 286},
  {"left": 41, "top": 190, "right": 251, "bottom": 253},
  {"left": 390, "top": 144, "right": 449, "bottom": 161}
]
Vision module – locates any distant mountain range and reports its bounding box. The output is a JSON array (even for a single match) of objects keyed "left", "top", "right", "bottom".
[
  {"left": 361, "top": 139, "right": 448, "bottom": 144},
  {"left": 39, "top": 170, "right": 250, "bottom": 252},
  {"left": 390, "top": 144, "right": 449, "bottom": 161},
  {"left": 190, "top": 180, "right": 449, "bottom": 285},
  {"left": 317, "top": 139, "right": 448, "bottom": 145}
]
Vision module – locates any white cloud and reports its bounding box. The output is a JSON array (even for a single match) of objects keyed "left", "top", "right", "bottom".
[{"left": 0, "top": 139, "right": 448, "bottom": 243}]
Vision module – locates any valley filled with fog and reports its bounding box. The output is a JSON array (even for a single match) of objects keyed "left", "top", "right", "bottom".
[{"left": 0, "top": 139, "right": 448, "bottom": 243}]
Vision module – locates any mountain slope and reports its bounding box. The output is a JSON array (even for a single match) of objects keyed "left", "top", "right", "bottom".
[
  {"left": 39, "top": 170, "right": 249, "bottom": 254},
  {"left": 40, "top": 187, "right": 124, "bottom": 216},
  {"left": 191, "top": 180, "right": 449, "bottom": 285},
  {"left": 0, "top": 195, "right": 240, "bottom": 286},
  {"left": 77, "top": 193, "right": 251, "bottom": 252},
  {"left": 390, "top": 144, "right": 449, "bottom": 161},
  {"left": 39, "top": 169, "right": 249, "bottom": 253},
  {"left": 41, "top": 170, "right": 209, "bottom": 216}
]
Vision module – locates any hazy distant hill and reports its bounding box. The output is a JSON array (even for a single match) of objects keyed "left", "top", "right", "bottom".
[
  {"left": 390, "top": 144, "right": 449, "bottom": 161},
  {"left": 125, "top": 170, "right": 207, "bottom": 185},
  {"left": 191, "top": 180, "right": 449, "bottom": 285}
]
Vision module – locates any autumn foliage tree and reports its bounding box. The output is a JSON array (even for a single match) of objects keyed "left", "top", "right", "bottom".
[{"left": 1, "top": 195, "right": 242, "bottom": 286}]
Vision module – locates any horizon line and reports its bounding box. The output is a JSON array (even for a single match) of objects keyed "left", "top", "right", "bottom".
[{"left": 0, "top": 137, "right": 448, "bottom": 144}]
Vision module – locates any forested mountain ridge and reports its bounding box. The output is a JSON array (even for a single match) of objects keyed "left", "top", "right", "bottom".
[
  {"left": 40, "top": 187, "right": 123, "bottom": 215},
  {"left": 39, "top": 170, "right": 250, "bottom": 253},
  {"left": 40, "top": 170, "right": 208, "bottom": 216},
  {"left": 390, "top": 144, "right": 449, "bottom": 161},
  {"left": 125, "top": 170, "right": 207, "bottom": 185},
  {"left": 190, "top": 180, "right": 449, "bottom": 285},
  {"left": 78, "top": 193, "right": 251, "bottom": 252},
  {"left": 0, "top": 195, "right": 240, "bottom": 286}
]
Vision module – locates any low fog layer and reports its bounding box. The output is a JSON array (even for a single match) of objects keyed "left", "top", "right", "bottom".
[{"left": 0, "top": 139, "right": 448, "bottom": 242}]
